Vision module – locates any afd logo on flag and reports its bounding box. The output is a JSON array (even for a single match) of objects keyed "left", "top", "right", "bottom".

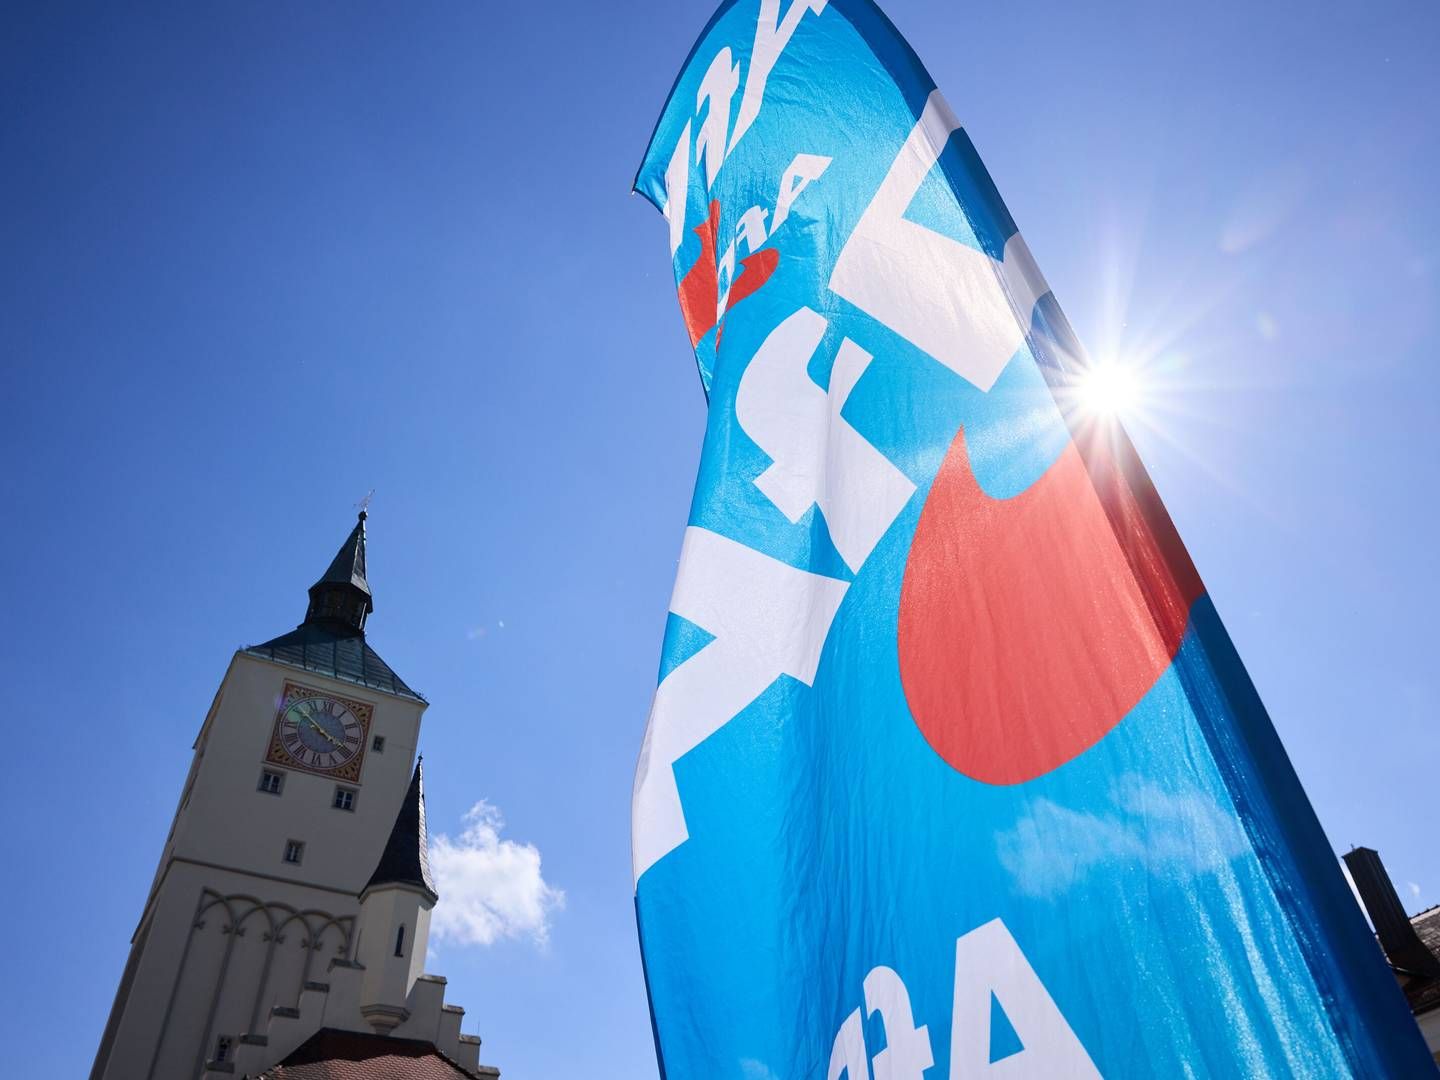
[
  {"left": 629, "top": 8, "right": 1143, "bottom": 1071},
  {"left": 825, "top": 922, "right": 1099, "bottom": 1080},
  {"left": 632, "top": 58, "right": 1196, "bottom": 880},
  {"left": 631, "top": 1, "right": 1434, "bottom": 1077}
]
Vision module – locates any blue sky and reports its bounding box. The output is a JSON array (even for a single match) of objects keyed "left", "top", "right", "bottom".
[{"left": 1, "top": 1, "right": 1436, "bottom": 1076}]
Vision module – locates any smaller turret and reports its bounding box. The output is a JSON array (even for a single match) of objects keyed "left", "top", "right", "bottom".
[
  {"left": 305, "top": 510, "right": 374, "bottom": 633},
  {"left": 356, "top": 758, "right": 438, "bottom": 1033}
]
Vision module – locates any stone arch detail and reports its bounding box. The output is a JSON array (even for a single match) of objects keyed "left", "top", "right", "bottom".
[
  {"left": 150, "top": 888, "right": 354, "bottom": 1080},
  {"left": 263, "top": 908, "right": 356, "bottom": 1019}
]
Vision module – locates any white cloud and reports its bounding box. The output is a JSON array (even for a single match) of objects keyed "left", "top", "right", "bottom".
[
  {"left": 1408, "top": 881, "right": 1422, "bottom": 900},
  {"left": 996, "top": 774, "right": 1247, "bottom": 898},
  {"left": 429, "top": 800, "right": 565, "bottom": 949}
]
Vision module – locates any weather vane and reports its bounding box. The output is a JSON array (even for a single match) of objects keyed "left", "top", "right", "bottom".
[{"left": 355, "top": 489, "right": 374, "bottom": 516}]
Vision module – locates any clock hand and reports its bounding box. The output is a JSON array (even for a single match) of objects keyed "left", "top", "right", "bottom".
[
  {"left": 301, "top": 714, "right": 348, "bottom": 752},
  {"left": 317, "top": 724, "right": 347, "bottom": 752}
]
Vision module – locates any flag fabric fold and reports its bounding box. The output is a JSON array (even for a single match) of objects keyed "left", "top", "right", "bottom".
[{"left": 631, "top": 2, "right": 1431, "bottom": 1075}]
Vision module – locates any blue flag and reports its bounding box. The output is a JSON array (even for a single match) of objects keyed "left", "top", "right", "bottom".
[{"left": 631, "top": 2, "right": 1432, "bottom": 1076}]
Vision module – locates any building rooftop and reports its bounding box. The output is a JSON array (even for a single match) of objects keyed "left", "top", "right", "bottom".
[
  {"left": 244, "top": 512, "right": 423, "bottom": 702},
  {"left": 244, "top": 622, "right": 423, "bottom": 702},
  {"left": 306, "top": 512, "right": 374, "bottom": 633},
  {"left": 247, "top": 1028, "right": 482, "bottom": 1079},
  {"left": 1406, "top": 906, "right": 1440, "bottom": 1017},
  {"left": 315, "top": 514, "right": 372, "bottom": 596}
]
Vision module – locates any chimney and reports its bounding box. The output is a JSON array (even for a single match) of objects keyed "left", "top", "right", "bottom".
[{"left": 1343, "top": 846, "right": 1440, "bottom": 978}]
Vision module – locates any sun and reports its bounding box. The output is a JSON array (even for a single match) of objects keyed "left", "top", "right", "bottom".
[{"left": 1074, "top": 359, "right": 1143, "bottom": 420}]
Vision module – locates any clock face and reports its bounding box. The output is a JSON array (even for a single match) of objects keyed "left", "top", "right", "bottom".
[{"left": 265, "top": 682, "right": 373, "bottom": 782}]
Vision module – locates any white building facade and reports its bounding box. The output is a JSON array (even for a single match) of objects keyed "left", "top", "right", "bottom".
[{"left": 91, "top": 514, "right": 497, "bottom": 1079}]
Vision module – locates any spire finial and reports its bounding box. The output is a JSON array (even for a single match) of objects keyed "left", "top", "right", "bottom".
[{"left": 356, "top": 488, "right": 374, "bottom": 520}]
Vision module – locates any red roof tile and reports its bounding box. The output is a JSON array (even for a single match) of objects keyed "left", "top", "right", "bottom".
[{"left": 250, "top": 1028, "right": 481, "bottom": 1079}]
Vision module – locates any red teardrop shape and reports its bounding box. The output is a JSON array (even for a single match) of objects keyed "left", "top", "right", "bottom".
[{"left": 898, "top": 424, "right": 1203, "bottom": 785}]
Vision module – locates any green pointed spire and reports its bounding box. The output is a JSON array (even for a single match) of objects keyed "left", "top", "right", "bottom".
[
  {"left": 304, "top": 511, "right": 374, "bottom": 632},
  {"left": 363, "top": 758, "right": 438, "bottom": 904}
]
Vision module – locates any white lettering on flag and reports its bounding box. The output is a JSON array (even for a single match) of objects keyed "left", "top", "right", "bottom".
[
  {"left": 632, "top": 527, "right": 848, "bottom": 881},
  {"left": 866, "top": 966, "right": 935, "bottom": 1080},
  {"left": 659, "top": 1, "right": 828, "bottom": 228},
  {"left": 663, "top": 121, "right": 692, "bottom": 255},
  {"left": 696, "top": 48, "right": 741, "bottom": 191},
  {"left": 736, "top": 307, "right": 916, "bottom": 572},
  {"left": 772, "top": 153, "right": 832, "bottom": 234},
  {"left": 729, "top": 0, "right": 830, "bottom": 154},
  {"left": 949, "top": 920, "right": 1101, "bottom": 1078},
  {"left": 829, "top": 91, "right": 1050, "bottom": 392},
  {"left": 716, "top": 205, "right": 770, "bottom": 317},
  {"left": 824, "top": 923, "right": 1098, "bottom": 1079},
  {"left": 827, "top": 1008, "right": 869, "bottom": 1080}
]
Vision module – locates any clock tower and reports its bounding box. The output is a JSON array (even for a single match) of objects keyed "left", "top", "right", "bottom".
[{"left": 91, "top": 514, "right": 496, "bottom": 1079}]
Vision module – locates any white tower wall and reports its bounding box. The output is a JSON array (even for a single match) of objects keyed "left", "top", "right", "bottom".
[
  {"left": 356, "top": 884, "right": 435, "bottom": 1032},
  {"left": 91, "top": 514, "right": 498, "bottom": 1079},
  {"left": 91, "top": 652, "right": 424, "bottom": 1079}
]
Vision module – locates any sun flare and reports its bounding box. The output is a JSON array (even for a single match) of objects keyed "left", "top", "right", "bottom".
[{"left": 1074, "top": 360, "right": 1143, "bottom": 420}]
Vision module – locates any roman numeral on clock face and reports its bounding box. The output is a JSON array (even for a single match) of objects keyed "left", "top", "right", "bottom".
[{"left": 271, "top": 686, "right": 369, "bottom": 774}]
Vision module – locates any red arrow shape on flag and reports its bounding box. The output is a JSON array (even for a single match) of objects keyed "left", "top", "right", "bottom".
[
  {"left": 898, "top": 423, "right": 1204, "bottom": 784},
  {"left": 676, "top": 200, "right": 778, "bottom": 349}
]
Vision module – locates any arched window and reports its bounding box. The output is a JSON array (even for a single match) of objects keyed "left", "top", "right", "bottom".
[{"left": 394, "top": 924, "right": 405, "bottom": 958}]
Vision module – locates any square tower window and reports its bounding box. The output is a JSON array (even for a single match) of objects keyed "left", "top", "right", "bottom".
[
  {"left": 333, "top": 787, "right": 356, "bottom": 812},
  {"left": 283, "top": 839, "right": 305, "bottom": 865},
  {"left": 258, "top": 770, "right": 284, "bottom": 795},
  {"left": 371, "top": 735, "right": 386, "bottom": 753}
]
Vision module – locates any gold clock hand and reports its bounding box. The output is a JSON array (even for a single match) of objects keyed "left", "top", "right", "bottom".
[
  {"left": 316, "top": 724, "right": 347, "bottom": 752},
  {"left": 301, "top": 713, "right": 347, "bottom": 752}
]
